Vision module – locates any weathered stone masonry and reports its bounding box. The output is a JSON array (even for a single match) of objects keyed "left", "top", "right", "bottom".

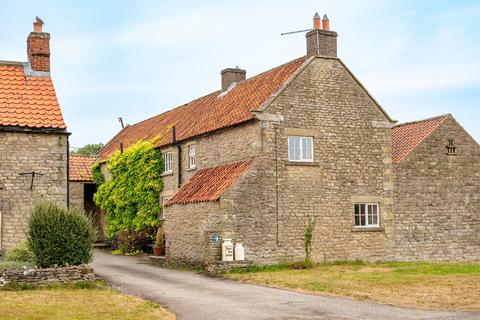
[
  {"left": 102, "top": 15, "right": 479, "bottom": 264},
  {"left": 0, "top": 19, "right": 68, "bottom": 252},
  {"left": 0, "top": 264, "right": 94, "bottom": 286},
  {"left": 0, "top": 131, "right": 68, "bottom": 251},
  {"left": 394, "top": 118, "right": 480, "bottom": 261}
]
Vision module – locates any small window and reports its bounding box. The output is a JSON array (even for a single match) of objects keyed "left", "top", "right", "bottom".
[
  {"left": 288, "top": 136, "right": 313, "bottom": 162},
  {"left": 188, "top": 145, "right": 196, "bottom": 169},
  {"left": 163, "top": 152, "right": 173, "bottom": 173},
  {"left": 446, "top": 139, "right": 456, "bottom": 155},
  {"left": 354, "top": 203, "right": 379, "bottom": 228}
]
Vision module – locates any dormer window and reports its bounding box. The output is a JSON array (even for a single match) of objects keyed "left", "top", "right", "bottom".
[{"left": 446, "top": 139, "right": 456, "bottom": 155}]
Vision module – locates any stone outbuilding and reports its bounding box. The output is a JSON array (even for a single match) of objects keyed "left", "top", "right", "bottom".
[
  {"left": 98, "top": 14, "right": 479, "bottom": 264},
  {"left": 0, "top": 18, "right": 68, "bottom": 252},
  {"left": 69, "top": 155, "right": 104, "bottom": 242}
]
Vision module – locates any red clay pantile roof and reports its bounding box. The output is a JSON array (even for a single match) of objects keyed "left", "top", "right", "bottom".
[
  {"left": 166, "top": 160, "right": 253, "bottom": 206},
  {"left": 70, "top": 155, "right": 97, "bottom": 182},
  {"left": 0, "top": 62, "right": 65, "bottom": 130},
  {"left": 392, "top": 115, "right": 449, "bottom": 163},
  {"left": 99, "top": 57, "right": 307, "bottom": 161}
]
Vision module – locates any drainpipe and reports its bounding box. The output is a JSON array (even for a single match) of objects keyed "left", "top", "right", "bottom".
[
  {"left": 274, "top": 124, "right": 280, "bottom": 247},
  {"left": 172, "top": 126, "right": 182, "bottom": 188},
  {"left": 66, "top": 134, "right": 71, "bottom": 209}
]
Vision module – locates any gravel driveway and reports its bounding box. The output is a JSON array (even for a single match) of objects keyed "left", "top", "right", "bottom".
[{"left": 92, "top": 249, "right": 479, "bottom": 320}]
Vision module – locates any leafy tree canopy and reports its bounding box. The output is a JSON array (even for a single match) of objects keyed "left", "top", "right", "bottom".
[
  {"left": 72, "top": 143, "right": 104, "bottom": 156},
  {"left": 93, "top": 139, "right": 163, "bottom": 237}
]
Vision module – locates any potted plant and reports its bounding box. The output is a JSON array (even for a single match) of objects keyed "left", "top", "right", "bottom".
[{"left": 153, "top": 226, "right": 164, "bottom": 256}]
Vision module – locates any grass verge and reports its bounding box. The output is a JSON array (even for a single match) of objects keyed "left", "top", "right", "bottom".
[
  {"left": 0, "top": 281, "right": 175, "bottom": 320},
  {"left": 226, "top": 260, "right": 480, "bottom": 311}
]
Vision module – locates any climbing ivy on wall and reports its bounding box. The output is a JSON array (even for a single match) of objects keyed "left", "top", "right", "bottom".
[{"left": 93, "top": 139, "right": 164, "bottom": 238}]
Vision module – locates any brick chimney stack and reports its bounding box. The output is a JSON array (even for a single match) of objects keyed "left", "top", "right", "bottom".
[
  {"left": 306, "top": 13, "right": 337, "bottom": 58},
  {"left": 221, "top": 67, "right": 246, "bottom": 91},
  {"left": 27, "top": 17, "right": 51, "bottom": 72}
]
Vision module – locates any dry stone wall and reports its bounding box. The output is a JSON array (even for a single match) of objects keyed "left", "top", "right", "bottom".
[{"left": 0, "top": 264, "right": 94, "bottom": 286}]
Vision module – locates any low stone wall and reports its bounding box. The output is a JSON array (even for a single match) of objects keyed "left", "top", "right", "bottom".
[
  {"left": 206, "top": 261, "right": 253, "bottom": 274},
  {"left": 0, "top": 264, "right": 95, "bottom": 286}
]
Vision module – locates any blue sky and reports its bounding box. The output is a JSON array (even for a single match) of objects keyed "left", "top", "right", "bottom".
[{"left": 1, "top": 1, "right": 479, "bottom": 148}]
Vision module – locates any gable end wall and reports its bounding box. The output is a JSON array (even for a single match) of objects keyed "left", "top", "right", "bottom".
[
  {"left": 394, "top": 118, "right": 480, "bottom": 261},
  {"left": 0, "top": 131, "right": 68, "bottom": 251}
]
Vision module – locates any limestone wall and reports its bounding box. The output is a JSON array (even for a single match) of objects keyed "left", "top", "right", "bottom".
[
  {"left": 219, "top": 57, "right": 396, "bottom": 263},
  {"left": 164, "top": 202, "right": 222, "bottom": 264},
  {"left": 394, "top": 118, "right": 480, "bottom": 261},
  {"left": 0, "top": 130, "right": 68, "bottom": 251},
  {"left": 69, "top": 181, "right": 84, "bottom": 211},
  {"left": 0, "top": 264, "right": 94, "bottom": 286}
]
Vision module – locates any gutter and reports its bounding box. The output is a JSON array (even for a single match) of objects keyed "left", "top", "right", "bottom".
[{"left": 0, "top": 125, "right": 69, "bottom": 134}]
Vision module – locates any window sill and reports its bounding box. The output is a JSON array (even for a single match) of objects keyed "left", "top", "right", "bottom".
[
  {"left": 352, "top": 226, "right": 384, "bottom": 232},
  {"left": 286, "top": 161, "right": 319, "bottom": 167},
  {"left": 186, "top": 167, "right": 197, "bottom": 172},
  {"left": 161, "top": 171, "right": 173, "bottom": 177}
]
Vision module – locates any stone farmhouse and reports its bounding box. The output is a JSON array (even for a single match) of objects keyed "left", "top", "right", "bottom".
[
  {"left": 0, "top": 19, "right": 68, "bottom": 252},
  {"left": 99, "top": 14, "right": 479, "bottom": 264}
]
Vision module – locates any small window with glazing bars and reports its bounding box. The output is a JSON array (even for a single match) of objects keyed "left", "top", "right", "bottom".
[{"left": 446, "top": 139, "right": 456, "bottom": 155}]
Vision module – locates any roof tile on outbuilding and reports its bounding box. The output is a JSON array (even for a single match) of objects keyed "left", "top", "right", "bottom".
[
  {"left": 0, "top": 63, "right": 66, "bottom": 130},
  {"left": 98, "top": 57, "right": 307, "bottom": 161},
  {"left": 69, "top": 155, "right": 97, "bottom": 182},
  {"left": 165, "top": 160, "right": 253, "bottom": 206},
  {"left": 391, "top": 115, "right": 450, "bottom": 163}
]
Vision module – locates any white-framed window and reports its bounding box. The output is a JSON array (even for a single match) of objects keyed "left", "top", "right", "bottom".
[
  {"left": 288, "top": 136, "right": 313, "bottom": 162},
  {"left": 163, "top": 152, "right": 173, "bottom": 173},
  {"left": 188, "top": 145, "right": 196, "bottom": 169},
  {"left": 354, "top": 203, "right": 379, "bottom": 227}
]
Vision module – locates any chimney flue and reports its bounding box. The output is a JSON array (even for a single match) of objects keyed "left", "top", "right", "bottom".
[
  {"left": 306, "top": 13, "right": 337, "bottom": 58},
  {"left": 27, "top": 16, "right": 51, "bottom": 72},
  {"left": 313, "top": 13, "right": 321, "bottom": 30},
  {"left": 322, "top": 14, "right": 330, "bottom": 31},
  {"left": 221, "top": 67, "right": 246, "bottom": 91}
]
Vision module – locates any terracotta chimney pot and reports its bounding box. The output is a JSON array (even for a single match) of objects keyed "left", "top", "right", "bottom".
[
  {"left": 322, "top": 14, "right": 330, "bottom": 31},
  {"left": 313, "top": 12, "right": 321, "bottom": 29}
]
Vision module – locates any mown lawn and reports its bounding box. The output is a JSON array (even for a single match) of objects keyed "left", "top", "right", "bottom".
[
  {"left": 0, "top": 282, "right": 174, "bottom": 320},
  {"left": 225, "top": 261, "right": 480, "bottom": 311}
]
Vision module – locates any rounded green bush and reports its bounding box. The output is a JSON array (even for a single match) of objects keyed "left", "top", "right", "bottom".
[
  {"left": 4, "top": 240, "right": 35, "bottom": 263},
  {"left": 27, "top": 202, "right": 96, "bottom": 268}
]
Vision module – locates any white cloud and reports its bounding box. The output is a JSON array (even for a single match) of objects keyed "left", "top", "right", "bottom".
[{"left": 34, "top": 0, "right": 478, "bottom": 146}]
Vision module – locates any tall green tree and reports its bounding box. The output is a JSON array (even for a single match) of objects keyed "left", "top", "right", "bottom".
[
  {"left": 72, "top": 143, "right": 104, "bottom": 156},
  {"left": 93, "top": 140, "right": 163, "bottom": 237}
]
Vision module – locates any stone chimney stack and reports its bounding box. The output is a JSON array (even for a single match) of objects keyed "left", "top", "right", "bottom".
[
  {"left": 306, "top": 13, "right": 337, "bottom": 58},
  {"left": 221, "top": 67, "right": 246, "bottom": 91},
  {"left": 27, "top": 17, "right": 51, "bottom": 72}
]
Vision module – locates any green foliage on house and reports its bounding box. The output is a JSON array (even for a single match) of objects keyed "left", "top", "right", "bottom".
[{"left": 93, "top": 139, "right": 164, "bottom": 238}]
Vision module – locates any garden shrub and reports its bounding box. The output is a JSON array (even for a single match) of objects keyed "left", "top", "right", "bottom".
[
  {"left": 0, "top": 260, "right": 35, "bottom": 270},
  {"left": 288, "top": 260, "right": 314, "bottom": 270},
  {"left": 117, "top": 229, "right": 152, "bottom": 253},
  {"left": 27, "top": 201, "right": 96, "bottom": 268},
  {"left": 4, "top": 240, "right": 35, "bottom": 263}
]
